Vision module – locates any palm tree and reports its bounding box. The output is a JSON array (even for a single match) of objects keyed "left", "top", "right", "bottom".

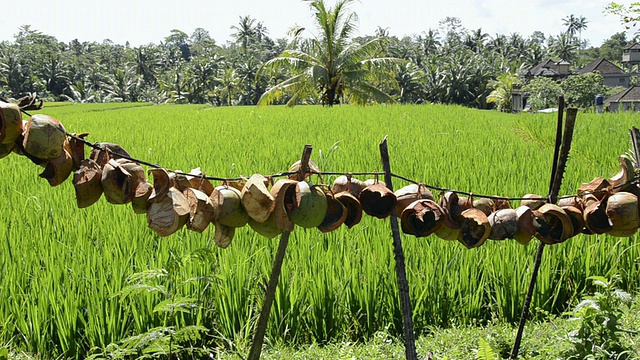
[
  {"left": 231, "top": 15, "right": 257, "bottom": 55},
  {"left": 258, "top": 0, "right": 398, "bottom": 107},
  {"left": 550, "top": 33, "right": 578, "bottom": 62},
  {"left": 562, "top": 14, "right": 588, "bottom": 48},
  {"left": 487, "top": 73, "right": 518, "bottom": 111}
]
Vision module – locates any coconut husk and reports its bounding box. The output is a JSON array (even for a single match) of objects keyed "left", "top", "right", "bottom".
[
  {"left": 186, "top": 168, "right": 214, "bottom": 196},
  {"left": 288, "top": 181, "right": 328, "bottom": 228},
  {"left": 211, "top": 185, "right": 249, "bottom": 228},
  {"left": 318, "top": 189, "right": 347, "bottom": 233},
  {"left": 184, "top": 187, "right": 215, "bottom": 232},
  {"left": 394, "top": 184, "right": 434, "bottom": 214},
  {"left": 582, "top": 194, "right": 613, "bottom": 234},
  {"left": 359, "top": 181, "right": 396, "bottom": 219},
  {"left": 0, "top": 102, "right": 22, "bottom": 145},
  {"left": 73, "top": 159, "right": 103, "bottom": 208},
  {"left": 89, "top": 143, "right": 131, "bottom": 168},
  {"left": 148, "top": 168, "right": 172, "bottom": 203},
  {"left": 557, "top": 196, "right": 582, "bottom": 210},
  {"left": 535, "top": 204, "right": 574, "bottom": 244},
  {"left": 520, "top": 194, "right": 545, "bottom": 210},
  {"left": 434, "top": 192, "right": 466, "bottom": 240},
  {"left": 67, "top": 133, "right": 89, "bottom": 170},
  {"left": 213, "top": 220, "right": 235, "bottom": 248},
  {"left": 241, "top": 174, "right": 275, "bottom": 223},
  {"left": 335, "top": 191, "right": 362, "bottom": 228},
  {"left": 578, "top": 177, "right": 611, "bottom": 201},
  {"left": 39, "top": 149, "right": 73, "bottom": 186},
  {"left": 400, "top": 199, "right": 444, "bottom": 237},
  {"left": 170, "top": 171, "right": 191, "bottom": 191},
  {"left": 249, "top": 212, "right": 282, "bottom": 238},
  {"left": 0, "top": 142, "right": 15, "bottom": 160},
  {"left": 609, "top": 156, "right": 635, "bottom": 193},
  {"left": 606, "top": 192, "right": 639, "bottom": 237},
  {"left": 513, "top": 206, "right": 537, "bottom": 245},
  {"left": 270, "top": 179, "right": 298, "bottom": 232},
  {"left": 562, "top": 206, "right": 585, "bottom": 238},
  {"left": 332, "top": 175, "right": 366, "bottom": 197},
  {"left": 288, "top": 160, "right": 321, "bottom": 180},
  {"left": 473, "top": 197, "right": 494, "bottom": 216},
  {"left": 22, "top": 114, "right": 66, "bottom": 160},
  {"left": 456, "top": 208, "right": 490, "bottom": 249},
  {"left": 132, "top": 181, "right": 153, "bottom": 214},
  {"left": 147, "top": 187, "right": 190, "bottom": 237},
  {"left": 101, "top": 159, "right": 146, "bottom": 205},
  {"left": 488, "top": 209, "right": 519, "bottom": 240}
]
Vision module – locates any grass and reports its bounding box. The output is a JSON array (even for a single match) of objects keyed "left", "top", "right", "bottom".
[{"left": 0, "top": 103, "right": 639, "bottom": 358}]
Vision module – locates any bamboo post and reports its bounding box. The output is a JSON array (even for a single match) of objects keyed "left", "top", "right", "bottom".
[
  {"left": 248, "top": 145, "right": 312, "bottom": 360},
  {"left": 631, "top": 126, "right": 640, "bottom": 170},
  {"left": 379, "top": 136, "right": 418, "bottom": 360}
]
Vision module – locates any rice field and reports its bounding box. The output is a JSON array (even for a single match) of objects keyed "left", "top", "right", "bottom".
[{"left": 0, "top": 103, "right": 638, "bottom": 358}]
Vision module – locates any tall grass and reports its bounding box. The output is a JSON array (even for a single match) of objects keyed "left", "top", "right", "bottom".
[{"left": 0, "top": 103, "right": 638, "bottom": 358}]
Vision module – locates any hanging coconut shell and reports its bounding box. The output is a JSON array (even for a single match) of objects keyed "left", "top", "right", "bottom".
[
  {"left": 562, "top": 206, "right": 586, "bottom": 237},
  {"left": 241, "top": 173, "right": 275, "bottom": 223},
  {"left": 318, "top": 188, "right": 347, "bottom": 233},
  {"left": 513, "top": 206, "right": 538, "bottom": 245},
  {"left": 557, "top": 196, "right": 582, "bottom": 210},
  {"left": 0, "top": 102, "right": 23, "bottom": 145},
  {"left": 101, "top": 159, "right": 146, "bottom": 205},
  {"left": 270, "top": 179, "right": 297, "bottom": 232},
  {"left": 332, "top": 175, "right": 366, "bottom": 197},
  {"left": 288, "top": 181, "right": 328, "bottom": 228},
  {"left": 492, "top": 198, "right": 512, "bottom": 211},
  {"left": 0, "top": 142, "right": 15, "bottom": 160},
  {"left": 359, "top": 180, "right": 396, "bottom": 219},
  {"left": 394, "top": 184, "right": 435, "bottom": 214},
  {"left": 606, "top": 191, "right": 639, "bottom": 237},
  {"left": 131, "top": 181, "right": 153, "bottom": 214},
  {"left": 39, "top": 149, "right": 73, "bottom": 186},
  {"left": 609, "top": 155, "right": 636, "bottom": 193},
  {"left": 147, "top": 187, "right": 190, "bottom": 237},
  {"left": 22, "top": 114, "right": 67, "bottom": 160},
  {"left": 148, "top": 168, "right": 172, "bottom": 203},
  {"left": 170, "top": 171, "right": 192, "bottom": 191},
  {"left": 89, "top": 143, "right": 131, "bottom": 169},
  {"left": 249, "top": 212, "right": 282, "bottom": 239},
  {"left": 578, "top": 177, "right": 611, "bottom": 201},
  {"left": 185, "top": 167, "right": 214, "bottom": 196},
  {"left": 488, "top": 209, "right": 519, "bottom": 240},
  {"left": 582, "top": 194, "right": 613, "bottom": 234},
  {"left": 434, "top": 192, "right": 467, "bottom": 240},
  {"left": 472, "top": 197, "right": 494, "bottom": 216},
  {"left": 520, "top": 194, "right": 546, "bottom": 210},
  {"left": 73, "top": 159, "right": 103, "bottom": 208},
  {"left": 67, "top": 133, "right": 89, "bottom": 170},
  {"left": 535, "top": 204, "right": 574, "bottom": 244},
  {"left": 456, "top": 208, "right": 491, "bottom": 249},
  {"left": 335, "top": 191, "right": 363, "bottom": 228},
  {"left": 213, "top": 220, "right": 235, "bottom": 248},
  {"left": 211, "top": 185, "right": 249, "bottom": 228},
  {"left": 288, "top": 160, "right": 321, "bottom": 180},
  {"left": 399, "top": 199, "right": 442, "bottom": 237},
  {"left": 184, "top": 187, "right": 215, "bottom": 232}
]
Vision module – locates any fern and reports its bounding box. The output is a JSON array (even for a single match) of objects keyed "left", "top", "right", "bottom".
[{"left": 475, "top": 338, "right": 497, "bottom": 360}]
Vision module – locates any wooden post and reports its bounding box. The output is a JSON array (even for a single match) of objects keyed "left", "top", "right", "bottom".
[
  {"left": 248, "top": 145, "right": 312, "bottom": 360},
  {"left": 379, "top": 136, "right": 418, "bottom": 360},
  {"left": 630, "top": 126, "right": 640, "bottom": 169}
]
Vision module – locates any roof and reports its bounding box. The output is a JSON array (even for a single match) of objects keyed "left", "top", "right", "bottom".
[
  {"left": 604, "top": 86, "right": 640, "bottom": 104},
  {"left": 578, "top": 58, "right": 624, "bottom": 75},
  {"left": 624, "top": 43, "right": 640, "bottom": 51},
  {"left": 527, "top": 59, "right": 555, "bottom": 76}
]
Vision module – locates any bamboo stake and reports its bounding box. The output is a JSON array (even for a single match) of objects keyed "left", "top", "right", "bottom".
[
  {"left": 379, "top": 136, "right": 418, "bottom": 360},
  {"left": 248, "top": 145, "right": 312, "bottom": 360}
]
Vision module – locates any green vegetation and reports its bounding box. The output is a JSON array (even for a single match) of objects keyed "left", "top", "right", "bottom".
[{"left": 0, "top": 103, "right": 639, "bottom": 359}]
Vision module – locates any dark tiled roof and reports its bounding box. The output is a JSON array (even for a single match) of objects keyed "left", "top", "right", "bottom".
[
  {"left": 624, "top": 43, "right": 640, "bottom": 50},
  {"left": 535, "top": 68, "right": 559, "bottom": 77},
  {"left": 604, "top": 86, "right": 640, "bottom": 104},
  {"left": 527, "top": 59, "right": 555, "bottom": 76},
  {"left": 578, "top": 58, "right": 624, "bottom": 75}
]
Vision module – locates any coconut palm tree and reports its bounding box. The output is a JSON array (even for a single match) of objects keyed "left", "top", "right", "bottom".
[
  {"left": 258, "top": 0, "right": 399, "bottom": 106},
  {"left": 231, "top": 16, "right": 258, "bottom": 56}
]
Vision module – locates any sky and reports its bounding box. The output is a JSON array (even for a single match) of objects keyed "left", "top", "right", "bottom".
[{"left": 0, "top": 0, "right": 636, "bottom": 48}]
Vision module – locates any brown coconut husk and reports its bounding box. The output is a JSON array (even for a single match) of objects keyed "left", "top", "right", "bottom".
[
  {"left": 513, "top": 206, "right": 538, "bottom": 245},
  {"left": 170, "top": 171, "right": 192, "bottom": 191},
  {"left": 606, "top": 191, "right": 639, "bottom": 237},
  {"left": 609, "top": 156, "right": 636, "bottom": 193},
  {"left": 332, "top": 175, "right": 367, "bottom": 197},
  {"left": 456, "top": 208, "right": 491, "bottom": 249},
  {"left": 186, "top": 168, "right": 214, "bottom": 196},
  {"left": 557, "top": 196, "right": 582, "bottom": 210},
  {"left": 578, "top": 177, "right": 611, "bottom": 201},
  {"left": 147, "top": 187, "right": 190, "bottom": 236},
  {"left": 488, "top": 209, "right": 519, "bottom": 240},
  {"left": 335, "top": 191, "right": 362, "bottom": 228},
  {"left": 101, "top": 159, "right": 146, "bottom": 205},
  {"left": 400, "top": 199, "right": 444, "bottom": 237},
  {"left": 582, "top": 194, "right": 613, "bottom": 234},
  {"left": 131, "top": 181, "right": 153, "bottom": 214},
  {"left": 288, "top": 160, "right": 321, "bottom": 180},
  {"left": 394, "top": 183, "right": 434, "bottom": 214},
  {"left": 520, "top": 194, "right": 546, "bottom": 210},
  {"left": 22, "top": 114, "right": 67, "bottom": 160},
  {"left": 318, "top": 188, "right": 347, "bottom": 233},
  {"left": 148, "top": 168, "right": 172, "bottom": 203},
  {"left": 39, "top": 149, "right": 74, "bottom": 186},
  {"left": 73, "top": 159, "right": 103, "bottom": 208},
  {"left": 184, "top": 187, "right": 215, "bottom": 232},
  {"left": 562, "top": 205, "right": 586, "bottom": 238},
  {"left": 359, "top": 180, "right": 396, "bottom": 219},
  {"left": 67, "top": 133, "right": 89, "bottom": 170},
  {"left": 434, "top": 192, "right": 468, "bottom": 240},
  {"left": 89, "top": 143, "right": 131, "bottom": 169},
  {"left": 213, "top": 220, "right": 235, "bottom": 248},
  {"left": 211, "top": 185, "right": 249, "bottom": 228},
  {"left": 535, "top": 204, "right": 574, "bottom": 244},
  {"left": 270, "top": 179, "right": 298, "bottom": 232},
  {"left": 472, "top": 197, "right": 494, "bottom": 216},
  {"left": 241, "top": 174, "right": 275, "bottom": 223},
  {"left": 0, "top": 102, "right": 23, "bottom": 145}
]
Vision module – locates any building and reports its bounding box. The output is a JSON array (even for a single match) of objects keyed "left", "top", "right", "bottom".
[
  {"left": 524, "top": 59, "right": 571, "bottom": 80},
  {"left": 622, "top": 43, "right": 640, "bottom": 72},
  {"left": 604, "top": 86, "right": 640, "bottom": 112},
  {"left": 577, "top": 58, "right": 632, "bottom": 88}
]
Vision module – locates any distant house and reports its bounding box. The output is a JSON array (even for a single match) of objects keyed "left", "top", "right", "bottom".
[
  {"left": 577, "top": 58, "right": 631, "bottom": 88},
  {"left": 622, "top": 43, "right": 640, "bottom": 72},
  {"left": 524, "top": 59, "right": 571, "bottom": 80},
  {"left": 604, "top": 86, "right": 640, "bottom": 112}
]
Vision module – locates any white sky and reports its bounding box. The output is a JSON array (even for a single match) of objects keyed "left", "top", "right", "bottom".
[{"left": 0, "top": 0, "right": 635, "bottom": 48}]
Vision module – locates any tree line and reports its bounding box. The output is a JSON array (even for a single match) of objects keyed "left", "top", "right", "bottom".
[{"left": 0, "top": 0, "right": 637, "bottom": 109}]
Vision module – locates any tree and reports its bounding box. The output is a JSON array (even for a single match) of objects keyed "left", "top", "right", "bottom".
[
  {"left": 258, "top": 0, "right": 399, "bottom": 106},
  {"left": 549, "top": 33, "right": 578, "bottom": 62},
  {"left": 561, "top": 72, "right": 605, "bottom": 109},
  {"left": 522, "top": 77, "right": 562, "bottom": 111},
  {"left": 231, "top": 16, "right": 258, "bottom": 56},
  {"left": 487, "top": 73, "right": 518, "bottom": 111}
]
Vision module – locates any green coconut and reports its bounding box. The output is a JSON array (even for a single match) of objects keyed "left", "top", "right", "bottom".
[
  {"left": 0, "top": 102, "right": 22, "bottom": 145},
  {"left": 22, "top": 114, "right": 67, "bottom": 160},
  {"left": 288, "top": 181, "right": 328, "bottom": 228},
  {"left": 211, "top": 186, "right": 249, "bottom": 228}
]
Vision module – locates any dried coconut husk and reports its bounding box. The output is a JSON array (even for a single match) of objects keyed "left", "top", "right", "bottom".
[
  {"left": 39, "top": 149, "right": 73, "bottom": 186},
  {"left": 211, "top": 185, "right": 249, "bottom": 228},
  {"left": 249, "top": 212, "right": 282, "bottom": 238},
  {"left": 606, "top": 191, "right": 639, "bottom": 237},
  {"left": 488, "top": 209, "right": 519, "bottom": 240},
  {"left": 288, "top": 160, "right": 321, "bottom": 180},
  {"left": 318, "top": 188, "right": 347, "bottom": 233},
  {"left": 400, "top": 199, "right": 444, "bottom": 237},
  {"left": 335, "top": 191, "right": 362, "bottom": 228},
  {"left": 609, "top": 156, "right": 636, "bottom": 193},
  {"left": 473, "top": 197, "right": 494, "bottom": 216},
  {"left": 513, "top": 206, "right": 538, "bottom": 245},
  {"left": 67, "top": 133, "right": 89, "bottom": 170},
  {"left": 582, "top": 194, "right": 613, "bottom": 234},
  {"left": 186, "top": 168, "right": 214, "bottom": 196},
  {"left": 90, "top": 143, "right": 131, "bottom": 169},
  {"left": 184, "top": 187, "right": 215, "bottom": 232},
  {"left": 520, "top": 194, "right": 546, "bottom": 210},
  {"left": 213, "top": 220, "right": 235, "bottom": 248},
  {"left": 170, "top": 171, "right": 192, "bottom": 191},
  {"left": 73, "top": 159, "right": 103, "bottom": 208},
  {"left": 535, "top": 204, "right": 574, "bottom": 244},
  {"left": 394, "top": 183, "right": 434, "bottom": 214},
  {"left": 456, "top": 208, "right": 491, "bottom": 249},
  {"left": 578, "top": 177, "right": 611, "bottom": 201},
  {"left": 332, "top": 175, "right": 366, "bottom": 197},
  {"left": 562, "top": 205, "right": 586, "bottom": 238},
  {"left": 131, "top": 181, "right": 153, "bottom": 214},
  {"left": 270, "top": 179, "right": 297, "bottom": 232},
  {"left": 557, "top": 196, "right": 582, "bottom": 210},
  {"left": 288, "top": 181, "right": 328, "bottom": 228},
  {"left": 22, "top": 114, "right": 66, "bottom": 160},
  {"left": 434, "top": 192, "right": 467, "bottom": 240},
  {"left": 241, "top": 174, "right": 274, "bottom": 223},
  {"left": 0, "top": 102, "right": 22, "bottom": 145},
  {"left": 359, "top": 180, "right": 396, "bottom": 219},
  {"left": 148, "top": 168, "right": 172, "bottom": 203},
  {"left": 147, "top": 187, "right": 190, "bottom": 236},
  {"left": 0, "top": 142, "right": 14, "bottom": 160},
  {"left": 101, "top": 159, "right": 146, "bottom": 205}
]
